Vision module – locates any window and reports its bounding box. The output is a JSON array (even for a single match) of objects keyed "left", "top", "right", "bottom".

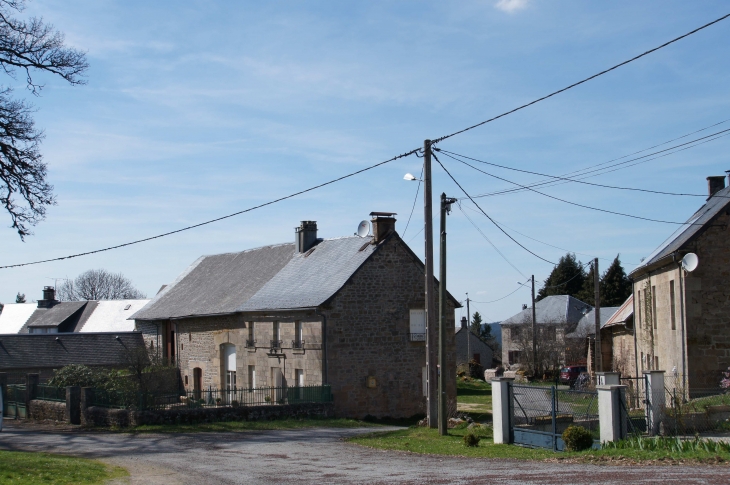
[
  {"left": 246, "top": 322, "right": 255, "bottom": 348},
  {"left": 295, "top": 369, "right": 304, "bottom": 387},
  {"left": 294, "top": 321, "right": 303, "bottom": 348},
  {"left": 640, "top": 352, "right": 644, "bottom": 371},
  {"left": 409, "top": 309, "right": 425, "bottom": 341},
  {"left": 508, "top": 350, "right": 522, "bottom": 365},
  {"left": 248, "top": 365, "right": 256, "bottom": 390},
  {"left": 637, "top": 290, "right": 642, "bottom": 329},
  {"left": 542, "top": 327, "right": 556, "bottom": 341},
  {"left": 193, "top": 367, "right": 202, "bottom": 399},
  {"left": 184, "top": 375, "right": 188, "bottom": 385},
  {"left": 223, "top": 344, "right": 236, "bottom": 392},
  {"left": 652, "top": 285, "right": 657, "bottom": 329},
  {"left": 655, "top": 356, "right": 659, "bottom": 370},
  {"left": 510, "top": 327, "right": 522, "bottom": 340},
  {"left": 670, "top": 280, "right": 676, "bottom": 330},
  {"left": 273, "top": 321, "right": 280, "bottom": 341},
  {"left": 248, "top": 322, "right": 255, "bottom": 341}
]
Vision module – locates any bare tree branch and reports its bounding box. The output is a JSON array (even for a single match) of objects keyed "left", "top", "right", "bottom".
[{"left": 57, "top": 269, "right": 146, "bottom": 301}]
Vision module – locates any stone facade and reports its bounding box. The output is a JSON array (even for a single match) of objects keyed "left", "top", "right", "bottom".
[
  {"left": 455, "top": 328, "right": 493, "bottom": 367},
  {"left": 631, "top": 211, "right": 730, "bottom": 391},
  {"left": 28, "top": 399, "right": 66, "bottom": 422},
  {"left": 137, "top": 234, "right": 457, "bottom": 419}
]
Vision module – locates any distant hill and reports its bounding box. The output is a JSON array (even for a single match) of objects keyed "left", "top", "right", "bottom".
[{"left": 481, "top": 322, "right": 502, "bottom": 347}]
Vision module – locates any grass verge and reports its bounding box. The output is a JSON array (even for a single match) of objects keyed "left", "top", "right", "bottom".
[
  {"left": 0, "top": 450, "right": 127, "bottom": 485},
  {"left": 349, "top": 426, "right": 730, "bottom": 464},
  {"left": 456, "top": 378, "right": 492, "bottom": 421},
  {"left": 129, "top": 417, "right": 380, "bottom": 433}
]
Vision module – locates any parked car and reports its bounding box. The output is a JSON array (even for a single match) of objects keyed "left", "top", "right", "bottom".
[{"left": 560, "top": 366, "right": 587, "bottom": 387}]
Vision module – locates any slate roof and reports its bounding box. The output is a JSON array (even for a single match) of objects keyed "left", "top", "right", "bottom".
[
  {"left": 499, "top": 295, "right": 592, "bottom": 329},
  {"left": 25, "top": 302, "right": 88, "bottom": 327},
  {"left": 0, "top": 332, "right": 145, "bottom": 370},
  {"left": 78, "top": 300, "right": 150, "bottom": 333},
  {"left": 0, "top": 304, "right": 37, "bottom": 334},
  {"left": 565, "top": 306, "right": 621, "bottom": 339},
  {"left": 603, "top": 295, "right": 634, "bottom": 328},
  {"left": 630, "top": 184, "right": 730, "bottom": 276}
]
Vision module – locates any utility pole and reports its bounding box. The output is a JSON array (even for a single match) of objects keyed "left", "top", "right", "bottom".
[
  {"left": 439, "top": 193, "right": 457, "bottom": 436},
  {"left": 594, "top": 258, "right": 602, "bottom": 373},
  {"left": 531, "top": 275, "right": 537, "bottom": 377},
  {"left": 423, "top": 139, "right": 437, "bottom": 428},
  {"left": 466, "top": 293, "right": 471, "bottom": 366}
]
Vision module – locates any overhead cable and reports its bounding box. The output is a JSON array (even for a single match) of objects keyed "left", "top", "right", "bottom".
[
  {"left": 471, "top": 281, "right": 530, "bottom": 304},
  {"left": 401, "top": 163, "right": 424, "bottom": 238},
  {"left": 431, "top": 12, "right": 730, "bottom": 144},
  {"left": 0, "top": 148, "right": 420, "bottom": 269},
  {"left": 432, "top": 151, "right": 556, "bottom": 265}
]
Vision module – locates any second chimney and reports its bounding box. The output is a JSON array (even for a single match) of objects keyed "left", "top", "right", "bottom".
[
  {"left": 370, "top": 212, "right": 397, "bottom": 243},
  {"left": 38, "top": 286, "right": 58, "bottom": 308},
  {"left": 460, "top": 316, "right": 468, "bottom": 329},
  {"left": 707, "top": 176, "right": 726, "bottom": 199}
]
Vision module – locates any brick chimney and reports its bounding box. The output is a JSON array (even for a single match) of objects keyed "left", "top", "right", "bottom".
[
  {"left": 707, "top": 176, "right": 726, "bottom": 199},
  {"left": 38, "top": 286, "right": 58, "bottom": 308},
  {"left": 460, "top": 316, "right": 467, "bottom": 329},
  {"left": 370, "top": 212, "right": 397, "bottom": 243},
  {"left": 295, "top": 221, "right": 318, "bottom": 253}
]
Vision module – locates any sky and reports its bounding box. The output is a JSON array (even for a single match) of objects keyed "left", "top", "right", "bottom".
[{"left": 1, "top": 1, "right": 729, "bottom": 323}]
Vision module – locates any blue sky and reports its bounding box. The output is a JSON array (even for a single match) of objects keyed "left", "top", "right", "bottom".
[{"left": 2, "top": 0, "right": 729, "bottom": 323}]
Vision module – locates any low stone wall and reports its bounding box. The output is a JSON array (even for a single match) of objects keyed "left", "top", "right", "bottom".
[
  {"left": 81, "top": 402, "right": 334, "bottom": 428},
  {"left": 29, "top": 399, "right": 66, "bottom": 422}
]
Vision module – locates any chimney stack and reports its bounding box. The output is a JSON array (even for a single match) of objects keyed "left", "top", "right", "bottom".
[
  {"left": 38, "top": 286, "right": 58, "bottom": 308},
  {"left": 295, "top": 221, "right": 318, "bottom": 253},
  {"left": 707, "top": 176, "right": 726, "bottom": 199},
  {"left": 370, "top": 212, "right": 397, "bottom": 243},
  {"left": 460, "top": 316, "right": 467, "bottom": 329}
]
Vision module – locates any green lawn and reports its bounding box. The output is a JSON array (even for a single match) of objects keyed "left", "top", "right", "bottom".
[
  {"left": 456, "top": 377, "right": 492, "bottom": 421},
  {"left": 0, "top": 450, "right": 127, "bottom": 485},
  {"left": 348, "top": 426, "right": 730, "bottom": 463},
  {"left": 130, "top": 417, "right": 379, "bottom": 433}
]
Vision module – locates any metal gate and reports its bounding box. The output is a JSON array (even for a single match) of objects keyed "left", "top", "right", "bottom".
[
  {"left": 619, "top": 376, "right": 648, "bottom": 434},
  {"left": 512, "top": 383, "right": 599, "bottom": 451},
  {"left": 3, "top": 384, "right": 27, "bottom": 419}
]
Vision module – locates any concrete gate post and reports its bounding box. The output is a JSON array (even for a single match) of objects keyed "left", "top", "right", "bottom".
[
  {"left": 644, "top": 370, "right": 665, "bottom": 436},
  {"left": 596, "top": 372, "right": 620, "bottom": 386},
  {"left": 65, "top": 386, "right": 81, "bottom": 425},
  {"left": 491, "top": 377, "right": 514, "bottom": 444},
  {"left": 597, "top": 384, "right": 628, "bottom": 443}
]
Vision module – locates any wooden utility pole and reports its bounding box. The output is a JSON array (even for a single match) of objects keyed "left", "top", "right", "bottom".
[
  {"left": 531, "top": 275, "right": 537, "bottom": 377},
  {"left": 594, "top": 258, "right": 602, "bottom": 373},
  {"left": 424, "top": 139, "right": 437, "bottom": 428},
  {"left": 466, "top": 293, "right": 471, "bottom": 365},
  {"left": 439, "top": 193, "right": 457, "bottom": 436}
]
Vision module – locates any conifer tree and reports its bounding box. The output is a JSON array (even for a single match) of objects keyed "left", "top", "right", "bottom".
[
  {"left": 537, "top": 253, "right": 586, "bottom": 301},
  {"left": 600, "top": 255, "right": 632, "bottom": 306}
]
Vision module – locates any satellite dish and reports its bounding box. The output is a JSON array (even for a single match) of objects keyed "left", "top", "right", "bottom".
[
  {"left": 681, "top": 253, "right": 698, "bottom": 272},
  {"left": 356, "top": 220, "right": 370, "bottom": 238}
]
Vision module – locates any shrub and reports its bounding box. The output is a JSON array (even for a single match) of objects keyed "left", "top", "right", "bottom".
[
  {"left": 562, "top": 425, "right": 594, "bottom": 451},
  {"left": 463, "top": 432, "right": 480, "bottom": 447}
]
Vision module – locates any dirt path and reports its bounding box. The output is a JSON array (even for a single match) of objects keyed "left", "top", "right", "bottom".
[{"left": 1, "top": 421, "right": 729, "bottom": 484}]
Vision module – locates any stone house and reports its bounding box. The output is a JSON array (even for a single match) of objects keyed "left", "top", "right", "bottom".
[
  {"left": 600, "top": 295, "right": 635, "bottom": 377},
  {"left": 455, "top": 317, "right": 494, "bottom": 367},
  {"left": 131, "top": 214, "right": 458, "bottom": 418},
  {"left": 628, "top": 175, "right": 730, "bottom": 392}
]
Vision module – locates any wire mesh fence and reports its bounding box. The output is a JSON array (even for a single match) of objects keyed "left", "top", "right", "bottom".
[
  {"left": 35, "top": 384, "right": 67, "bottom": 402},
  {"left": 662, "top": 374, "right": 730, "bottom": 435},
  {"left": 88, "top": 385, "right": 333, "bottom": 411}
]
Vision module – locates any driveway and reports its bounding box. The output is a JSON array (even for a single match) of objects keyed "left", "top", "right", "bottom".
[{"left": 0, "top": 421, "right": 728, "bottom": 484}]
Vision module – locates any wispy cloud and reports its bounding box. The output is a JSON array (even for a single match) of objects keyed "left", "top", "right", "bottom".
[{"left": 495, "top": 0, "right": 529, "bottom": 13}]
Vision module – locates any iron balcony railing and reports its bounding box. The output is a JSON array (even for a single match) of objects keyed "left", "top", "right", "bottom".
[
  {"left": 292, "top": 339, "right": 305, "bottom": 349},
  {"left": 270, "top": 340, "right": 283, "bottom": 350},
  {"left": 245, "top": 339, "right": 256, "bottom": 348},
  {"left": 410, "top": 333, "right": 426, "bottom": 342},
  {"left": 87, "top": 385, "right": 333, "bottom": 411}
]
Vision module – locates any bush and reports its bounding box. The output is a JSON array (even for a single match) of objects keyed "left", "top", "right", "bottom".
[
  {"left": 562, "top": 425, "right": 594, "bottom": 451},
  {"left": 48, "top": 364, "right": 132, "bottom": 393},
  {"left": 463, "top": 432, "right": 480, "bottom": 447}
]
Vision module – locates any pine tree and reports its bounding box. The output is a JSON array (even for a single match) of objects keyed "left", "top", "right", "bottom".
[
  {"left": 480, "top": 322, "right": 500, "bottom": 352},
  {"left": 536, "top": 253, "right": 586, "bottom": 301},
  {"left": 600, "top": 255, "right": 632, "bottom": 307},
  {"left": 577, "top": 262, "right": 597, "bottom": 306},
  {"left": 470, "top": 311, "right": 483, "bottom": 336},
  {"left": 15, "top": 292, "right": 26, "bottom": 303}
]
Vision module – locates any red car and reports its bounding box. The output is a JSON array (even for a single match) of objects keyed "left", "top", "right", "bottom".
[{"left": 560, "top": 366, "right": 587, "bottom": 387}]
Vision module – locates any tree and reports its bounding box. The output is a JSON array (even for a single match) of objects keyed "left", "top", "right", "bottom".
[
  {"left": 576, "top": 262, "right": 597, "bottom": 306},
  {"left": 15, "top": 291, "right": 25, "bottom": 302},
  {"left": 600, "top": 255, "right": 632, "bottom": 307},
  {"left": 480, "top": 322, "right": 500, "bottom": 354},
  {"left": 58, "top": 269, "right": 146, "bottom": 301},
  {"left": 537, "top": 253, "right": 586, "bottom": 301},
  {"left": 0, "top": 1, "right": 87, "bottom": 239},
  {"left": 470, "top": 311, "right": 483, "bottom": 337}
]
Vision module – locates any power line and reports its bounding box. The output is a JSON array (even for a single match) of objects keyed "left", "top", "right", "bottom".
[
  {"left": 542, "top": 261, "right": 593, "bottom": 289},
  {"left": 438, "top": 135, "right": 730, "bottom": 198},
  {"left": 471, "top": 281, "right": 530, "bottom": 304},
  {"left": 0, "top": 148, "right": 420, "bottom": 270},
  {"left": 432, "top": 12, "right": 730, "bottom": 144},
  {"left": 467, "top": 128, "right": 730, "bottom": 199},
  {"left": 456, "top": 203, "right": 528, "bottom": 279},
  {"left": 402, "top": 162, "right": 424, "bottom": 238},
  {"left": 432, "top": 151, "right": 556, "bottom": 265},
  {"left": 441, "top": 150, "right": 717, "bottom": 226}
]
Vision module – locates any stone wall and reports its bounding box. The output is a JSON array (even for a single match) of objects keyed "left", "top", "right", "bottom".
[
  {"left": 81, "top": 402, "right": 333, "bottom": 427},
  {"left": 29, "top": 399, "right": 66, "bottom": 422},
  {"left": 324, "top": 235, "right": 457, "bottom": 419},
  {"left": 632, "top": 211, "right": 730, "bottom": 390}
]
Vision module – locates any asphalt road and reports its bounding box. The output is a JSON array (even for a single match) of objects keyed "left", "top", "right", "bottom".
[{"left": 1, "top": 421, "right": 729, "bottom": 484}]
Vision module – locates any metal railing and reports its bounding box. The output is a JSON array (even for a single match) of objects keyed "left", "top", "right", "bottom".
[
  {"left": 270, "top": 340, "right": 283, "bottom": 351},
  {"left": 245, "top": 339, "right": 256, "bottom": 348},
  {"left": 292, "top": 339, "right": 305, "bottom": 349},
  {"left": 36, "top": 384, "right": 66, "bottom": 402},
  {"left": 409, "top": 333, "right": 426, "bottom": 342},
  {"left": 88, "top": 385, "right": 333, "bottom": 411}
]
